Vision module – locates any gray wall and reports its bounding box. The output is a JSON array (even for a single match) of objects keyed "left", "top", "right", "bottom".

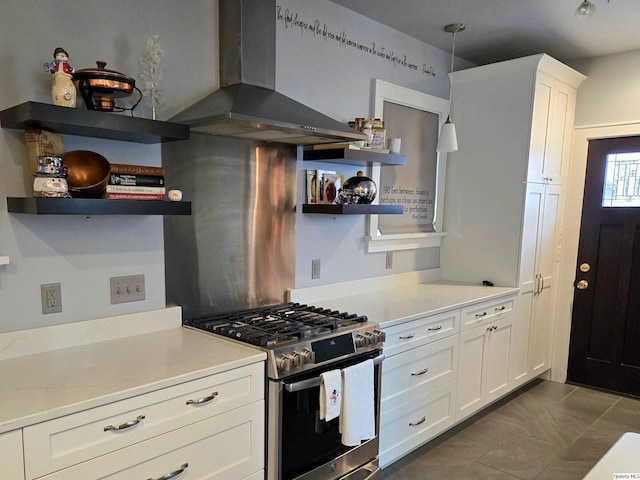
[
  {"left": 570, "top": 49, "right": 640, "bottom": 128},
  {"left": 3, "top": 0, "right": 633, "bottom": 333},
  {"left": 0, "top": 0, "right": 216, "bottom": 332},
  {"left": 0, "top": 0, "right": 452, "bottom": 332}
]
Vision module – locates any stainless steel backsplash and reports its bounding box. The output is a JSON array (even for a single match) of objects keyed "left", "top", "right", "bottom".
[{"left": 162, "top": 133, "right": 296, "bottom": 320}]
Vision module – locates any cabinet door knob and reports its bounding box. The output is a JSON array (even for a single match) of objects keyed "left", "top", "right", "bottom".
[{"left": 576, "top": 279, "right": 589, "bottom": 290}]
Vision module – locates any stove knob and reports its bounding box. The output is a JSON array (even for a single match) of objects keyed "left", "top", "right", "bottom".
[
  {"left": 300, "top": 348, "right": 315, "bottom": 365},
  {"left": 276, "top": 354, "right": 292, "bottom": 372},
  {"left": 355, "top": 333, "right": 368, "bottom": 347},
  {"left": 373, "top": 329, "right": 386, "bottom": 343},
  {"left": 290, "top": 351, "right": 302, "bottom": 369}
]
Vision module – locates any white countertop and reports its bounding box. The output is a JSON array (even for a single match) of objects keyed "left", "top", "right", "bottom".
[
  {"left": 0, "top": 278, "right": 517, "bottom": 434},
  {"left": 296, "top": 282, "right": 519, "bottom": 328},
  {"left": 584, "top": 432, "right": 640, "bottom": 479},
  {"left": 0, "top": 311, "right": 264, "bottom": 434}
]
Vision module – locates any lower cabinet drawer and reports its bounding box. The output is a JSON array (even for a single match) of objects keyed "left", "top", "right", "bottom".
[
  {"left": 381, "top": 335, "right": 458, "bottom": 408},
  {"left": 24, "top": 362, "right": 264, "bottom": 479},
  {"left": 379, "top": 382, "right": 456, "bottom": 468},
  {"left": 382, "top": 309, "right": 460, "bottom": 357},
  {"left": 38, "top": 400, "right": 264, "bottom": 480},
  {"left": 460, "top": 295, "right": 516, "bottom": 331}
]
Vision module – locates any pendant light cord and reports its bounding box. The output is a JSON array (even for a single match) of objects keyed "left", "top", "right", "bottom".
[{"left": 448, "top": 29, "right": 456, "bottom": 106}]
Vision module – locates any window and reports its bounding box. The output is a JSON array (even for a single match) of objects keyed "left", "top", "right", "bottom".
[
  {"left": 602, "top": 152, "right": 640, "bottom": 207},
  {"left": 366, "top": 80, "right": 450, "bottom": 252}
]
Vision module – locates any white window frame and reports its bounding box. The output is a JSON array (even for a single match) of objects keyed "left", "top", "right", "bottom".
[{"left": 366, "top": 79, "right": 450, "bottom": 253}]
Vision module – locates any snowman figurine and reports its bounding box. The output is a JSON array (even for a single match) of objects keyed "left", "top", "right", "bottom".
[{"left": 45, "top": 47, "right": 76, "bottom": 108}]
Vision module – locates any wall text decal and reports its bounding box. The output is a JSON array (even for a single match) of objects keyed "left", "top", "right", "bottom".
[{"left": 277, "top": 4, "right": 436, "bottom": 78}]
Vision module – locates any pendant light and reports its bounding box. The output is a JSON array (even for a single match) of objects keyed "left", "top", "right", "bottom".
[
  {"left": 575, "top": 0, "right": 596, "bottom": 17},
  {"left": 436, "top": 23, "right": 465, "bottom": 153}
]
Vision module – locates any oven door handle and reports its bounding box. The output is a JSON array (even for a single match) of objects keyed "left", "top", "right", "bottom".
[{"left": 284, "top": 353, "right": 385, "bottom": 393}]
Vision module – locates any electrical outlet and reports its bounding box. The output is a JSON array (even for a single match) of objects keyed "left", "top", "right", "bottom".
[
  {"left": 110, "top": 275, "right": 145, "bottom": 304},
  {"left": 386, "top": 252, "right": 393, "bottom": 269},
  {"left": 311, "top": 259, "right": 321, "bottom": 279},
  {"left": 41, "top": 283, "right": 62, "bottom": 314}
]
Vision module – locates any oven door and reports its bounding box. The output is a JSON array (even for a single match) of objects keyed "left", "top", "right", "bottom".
[{"left": 268, "top": 351, "right": 383, "bottom": 480}]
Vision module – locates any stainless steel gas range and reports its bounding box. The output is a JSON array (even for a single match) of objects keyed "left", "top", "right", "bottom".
[{"left": 185, "top": 302, "right": 385, "bottom": 480}]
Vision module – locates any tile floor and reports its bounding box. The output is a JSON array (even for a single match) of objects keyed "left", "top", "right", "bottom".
[{"left": 380, "top": 379, "right": 640, "bottom": 479}]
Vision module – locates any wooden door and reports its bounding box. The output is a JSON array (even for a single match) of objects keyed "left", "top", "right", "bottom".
[{"left": 567, "top": 136, "right": 640, "bottom": 396}]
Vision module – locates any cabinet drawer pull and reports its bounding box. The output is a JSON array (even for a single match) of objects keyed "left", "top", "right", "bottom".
[
  {"left": 186, "top": 391, "right": 219, "bottom": 406},
  {"left": 147, "top": 462, "right": 188, "bottom": 480},
  {"left": 486, "top": 325, "right": 498, "bottom": 332},
  {"left": 103, "top": 414, "right": 145, "bottom": 432},
  {"left": 475, "top": 312, "right": 487, "bottom": 318},
  {"left": 411, "top": 367, "right": 429, "bottom": 376},
  {"left": 409, "top": 416, "right": 426, "bottom": 426},
  {"left": 399, "top": 334, "right": 415, "bottom": 340},
  {"left": 495, "top": 306, "right": 506, "bottom": 312},
  {"left": 428, "top": 325, "right": 442, "bottom": 331}
]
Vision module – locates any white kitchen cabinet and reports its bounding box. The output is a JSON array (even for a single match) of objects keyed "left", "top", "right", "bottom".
[
  {"left": 378, "top": 292, "right": 519, "bottom": 466},
  {"left": 457, "top": 314, "right": 514, "bottom": 422},
  {"left": 382, "top": 309, "right": 460, "bottom": 358},
  {"left": 441, "top": 54, "right": 585, "bottom": 385},
  {"left": 380, "top": 381, "right": 456, "bottom": 468},
  {"left": 37, "top": 401, "right": 264, "bottom": 480},
  {"left": 0, "top": 429, "right": 24, "bottom": 480},
  {"left": 511, "top": 182, "right": 563, "bottom": 385},
  {"left": 382, "top": 335, "right": 458, "bottom": 410},
  {"left": 527, "top": 73, "right": 577, "bottom": 185},
  {"left": 379, "top": 310, "right": 460, "bottom": 468},
  {"left": 23, "top": 362, "right": 264, "bottom": 480}
]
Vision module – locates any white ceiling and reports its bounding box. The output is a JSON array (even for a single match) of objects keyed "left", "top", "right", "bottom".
[{"left": 329, "top": 0, "right": 640, "bottom": 65}]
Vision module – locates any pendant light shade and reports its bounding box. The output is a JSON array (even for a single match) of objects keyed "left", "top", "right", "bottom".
[
  {"left": 436, "top": 115, "right": 458, "bottom": 153},
  {"left": 437, "top": 23, "right": 465, "bottom": 153}
]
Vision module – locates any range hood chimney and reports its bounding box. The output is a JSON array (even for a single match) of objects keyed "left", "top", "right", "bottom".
[{"left": 170, "top": 0, "right": 366, "bottom": 145}]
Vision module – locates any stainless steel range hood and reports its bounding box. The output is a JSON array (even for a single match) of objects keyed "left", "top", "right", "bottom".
[{"left": 170, "top": 0, "right": 366, "bottom": 145}]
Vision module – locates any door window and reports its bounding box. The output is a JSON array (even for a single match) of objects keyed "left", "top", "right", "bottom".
[{"left": 602, "top": 152, "right": 640, "bottom": 207}]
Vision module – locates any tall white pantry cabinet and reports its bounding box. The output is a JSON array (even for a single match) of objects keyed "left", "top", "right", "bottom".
[{"left": 441, "top": 54, "right": 586, "bottom": 388}]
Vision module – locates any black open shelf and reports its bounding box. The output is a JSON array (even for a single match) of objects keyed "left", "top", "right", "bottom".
[
  {"left": 303, "top": 148, "right": 406, "bottom": 166},
  {"left": 302, "top": 204, "right": 403, "bottom": 215},
  {"left": 0, "top": 102, "right": 189, "bottom": 144},
  {"left": 7, "top": 197, "right": 191, "bottom": 215}
]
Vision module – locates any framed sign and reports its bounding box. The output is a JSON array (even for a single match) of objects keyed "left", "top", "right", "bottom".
[{"left": 366, "top": 80, "right": 450, "bottom": 252}]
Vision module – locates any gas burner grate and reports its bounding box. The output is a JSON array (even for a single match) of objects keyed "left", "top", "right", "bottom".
[{"left": 188, "top": 302, "right": 368, "bottom": 346}]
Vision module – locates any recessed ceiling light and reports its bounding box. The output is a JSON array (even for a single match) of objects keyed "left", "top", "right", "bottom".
[{"left": 576, "top": 0, "right": 596, "bottom": 18}]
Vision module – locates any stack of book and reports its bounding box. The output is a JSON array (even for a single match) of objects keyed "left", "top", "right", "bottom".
[{"left": 106, "top": 164, "right": 166, "bottom": 200}]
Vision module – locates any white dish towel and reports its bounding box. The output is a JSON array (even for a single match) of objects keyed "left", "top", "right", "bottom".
[
  {"left": 339, "top": 359, "right": 375, "bottom": 446},
  {"left": 319, "top": 369, "right": 341, "bottom": 421}
]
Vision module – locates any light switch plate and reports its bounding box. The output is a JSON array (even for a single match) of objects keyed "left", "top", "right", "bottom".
[
  {"left": 110, "top": 275, "right": 145, "bottom": 304},
  {"left": 311, "top": 259, "right": 321, "bottom": 279}
]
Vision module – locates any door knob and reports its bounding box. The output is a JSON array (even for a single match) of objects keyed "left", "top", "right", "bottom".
[{"left": 576, "top": 280, "right": 589, "bottom": 290}]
